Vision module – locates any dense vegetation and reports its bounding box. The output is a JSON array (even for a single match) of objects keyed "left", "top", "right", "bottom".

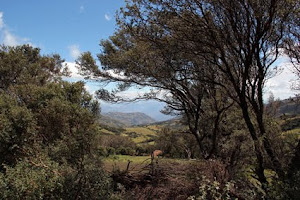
[
  {"left": 1, "top": 0, "right": 300, "bottom": 199},
  {"left": 0, "top": 45, "right": 112, "bottom": 199}
]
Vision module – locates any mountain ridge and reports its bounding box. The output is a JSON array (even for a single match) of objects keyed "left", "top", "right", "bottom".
[{"left": 102, "top": 111, "right": 156, "bottom": 126}]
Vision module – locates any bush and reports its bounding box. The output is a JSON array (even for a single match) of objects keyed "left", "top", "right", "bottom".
[
  {"left": 135, "top": 146, "right": 148, "bottom": 156},
  {"left": 188, "top": 178, "right": 235, "bottom": 200},
  {"left": 116, "top": 147, "right": 136, "bottom": 156},
  {"left": 0, "top": 155, "right": 113, "bottom": 200},
  {"left": 125, "top": 147, "right": 136, "bottom": 156},
  {"left": 61, "top": 158, "right": 113, "bottom": 200},
  {"left": 266, "top": 170, "right": 300, "bottom": 200},
  {"left": 107, "top": 147, "right": 116, "bottom": 156},
  {"left": 98, "top": 135, "right": 136, "bottom": 150},
  {"left": 0, "top": 157, "right": 64, "bottom": 199},
  {"left": 97, "top": 146, "right": 108, "bottom": 157}
]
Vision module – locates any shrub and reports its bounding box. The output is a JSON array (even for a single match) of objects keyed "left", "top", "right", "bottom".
[
  {"left": 135, "top": 146, "right": 148, "bottom": 156},
  {"left": 188, "top": 178, "right": 235, "bottom": 200},
  {"left": 97, "top": 146, "right": 108, "bottom": 157},
  {"left": 0, "top": 157, "right": 64, "bottom": 199},
  {"left": 61, "top": 158, "right": 113, "bottom": 200},
  {"left": 107, "top": 147, "right": 116, "bottom": 155}
]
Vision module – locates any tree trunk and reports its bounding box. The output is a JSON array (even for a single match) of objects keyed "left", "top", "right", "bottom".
[
  {"left": 255, "top": 110, "right": 284, "bottom": 178},
  {"left": 240, "top": 103, "right": 267, "bottom": 184},
  {"left": 193, "top": 129, "right": 205, "bottom": 158}
]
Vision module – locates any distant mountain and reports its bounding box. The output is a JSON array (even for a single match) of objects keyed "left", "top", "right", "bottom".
[
  {"left": 103, "top": 112, "right": 156, "bottom": 126},
  {"left": 99, "top": 115, "right": 126, "bottom": 128},
  {"left": 101, "top": 100, "right": 173, "bottom": 121}
]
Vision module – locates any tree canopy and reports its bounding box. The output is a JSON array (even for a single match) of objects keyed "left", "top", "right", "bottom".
[
  {"left": 77, "top": 0, "right": 300, "bottom": 190},
  {"left": 0, "top": 45, "right": 111, "bottom": 199}
]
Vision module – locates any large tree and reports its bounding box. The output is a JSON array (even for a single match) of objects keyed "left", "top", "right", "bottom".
[
  {"left": 77, "top": 7, "right": 233, "bottom": 160},
  {"left": 78, "top": 0, "right": 299, "bottom": 186}
]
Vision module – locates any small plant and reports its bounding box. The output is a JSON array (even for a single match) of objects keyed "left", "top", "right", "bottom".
[{"left": 188, "top": 177, "right": 236, "bottom": 200}]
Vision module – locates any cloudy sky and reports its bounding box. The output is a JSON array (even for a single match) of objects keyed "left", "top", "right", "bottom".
[{"left": 0, "top": 1, "right": 298, "bottom": 121}]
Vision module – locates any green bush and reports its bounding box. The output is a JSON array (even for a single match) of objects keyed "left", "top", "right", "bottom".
[
  {"left": 135, "top": 146, "right": 148, "bottom": 156},
  {"left": 107, "top": 147, "right": 116, "bottom": 155},
  {"left": 188, "top": 177, "right": 236, "bottom": 200},
  {"left": 0, "top": 45, "right": 113, "bottom": 199},
  {"left": 97, "top": 146, "right": 108, "bottom": 157},
  {"left": 61, "top": 158, "right": 113, "bottom": 200},
  {"left": 126, "top": 147, "right": 136, "bottom": 156},
  {"left": 116, "top": 147, "right": 136, "bottom": 156},
  {"left": 0, "top": 157, "right": 64, "bottom": 199},
  {"left": 0, "top": 155, "right": 113, "bottom": 200}
]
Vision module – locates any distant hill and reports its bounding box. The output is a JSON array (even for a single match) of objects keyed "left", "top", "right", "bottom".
[
  {"left": 103, "top": 112, "right": 156, "bottom": 126},
  {"left": 99, "top": 115, "right": 126, "bottom": 128},
  {"left": 150, "top": 117, "right": 185, "bottom": 129},
  {"left": 277, "top": 97, "right": 300, "bottom": 116}
]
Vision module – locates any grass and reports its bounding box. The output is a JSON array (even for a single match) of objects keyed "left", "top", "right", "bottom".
[
  {"left": 103, "top": 155, "right": 152, "bottom": 172},
  {"left": 98, "top": 125, "right": 161, "bottom": 144},
  {"left": 125, "top": 127, "right": 157, "bottom": 136},
  {"left": 99, "top": 128, "right": 115, "bottom": 135},
  {"left": 282, "top": 128, "right": 300, "bottom": 136},
  {"left": 123, "top": 127, "right": 158, "bottom": 144},
  {"left": 102, "top": 155, "right": 191, "bottom": 173},
  {"left": 145, "top": 125, "right": 161, "bottom": 131}
]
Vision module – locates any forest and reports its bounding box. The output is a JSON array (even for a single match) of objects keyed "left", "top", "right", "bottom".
[{"left": 0, "top": 0, "right": 299, "bottom": 199}]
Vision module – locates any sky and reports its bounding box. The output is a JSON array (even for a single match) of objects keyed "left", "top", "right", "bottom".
[
  {"left": 0, "top": 0, "right": 170, "bottom": 121},
  {"left": 0, "top": 0, "right": 124, "bottom": 61},
  {"left": 0, "top": 1, "right": 298, "bottom": 121}
]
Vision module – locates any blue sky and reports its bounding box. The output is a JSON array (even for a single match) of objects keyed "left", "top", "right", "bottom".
[
  {"left": 0, "top": 0, "right": 171, "bottom": 121},
  {"left": 0, "top": 0, "right": 125, "bottom": 61},
  {"left": 0, "top": 1, "right": 298, "bottom": 121}
]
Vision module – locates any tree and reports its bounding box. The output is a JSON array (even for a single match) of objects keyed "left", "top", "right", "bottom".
[
  {"left": 265, "top": 92, "right": 281, "bottom": 116},
  {"left": 283, "top": 0, "right": 300, "bottom": 91},
  {"left": 77, "top": 13, "right": 233, "bottom": 160},
  {"left": 0, "top": 94, "right": 37, "bottom": 168},
  {"left": 77, "top": 0, "right": 299, "bottom": 188},
  {"left": 282, "top": 1, "right": 300, "bottom": 188},
  {"left": 0, "top": 45, "right": 112, "bottom": 199},
  {"left": 155, "top": 127, "right": 200, "bottom": 159},
  {"left": 0, "top": 45, "right": 65, "bottom": 91},
  {"left": 156, "top": 0, "right": 295, "bottom": 183}
]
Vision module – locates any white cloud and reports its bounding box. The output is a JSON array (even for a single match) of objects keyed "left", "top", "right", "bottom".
[
  {"left": 0, "top": 11, "right": 33, "bottom": 46},
  {"left": 79, "top": 6, "right": 84, "bottom": 13},
  {"left": 3, "top": 30, "right": 18, "bottom": 46},
  {"left": 68, "top": 45, "right": 81, "bottom": 60},
  {"left": 0, "top": 12, "right": 4, "bottom": 29},
  {"left": 265, "top": 61, "right": 298, "bottom": 100},
  {"left": 104, "top": 14, "right": 111, "bottom": 21}
]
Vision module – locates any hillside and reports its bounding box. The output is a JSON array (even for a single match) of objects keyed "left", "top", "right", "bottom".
[
  {"left": 99, "top": 115, "right": 126, "bottom": 128},
  {"left": 277, "top": 97, "right": 300, "bottom": 116},
  {"left": 103, "top": 112, "right": 156, "bottom": 126},
  {"left": 150, "top": 117, "right": 185, "bottom": 129}
]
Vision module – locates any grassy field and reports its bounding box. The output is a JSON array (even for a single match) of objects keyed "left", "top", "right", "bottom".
[
  {"left": 103, "top": 155, "right": 153, "bottom": 173},
  {"left": 123, "top": 126, "right": 159, "bottom": 144},
  {"left": 102, "top": 155, "right": 190, "bottom": 173}
]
